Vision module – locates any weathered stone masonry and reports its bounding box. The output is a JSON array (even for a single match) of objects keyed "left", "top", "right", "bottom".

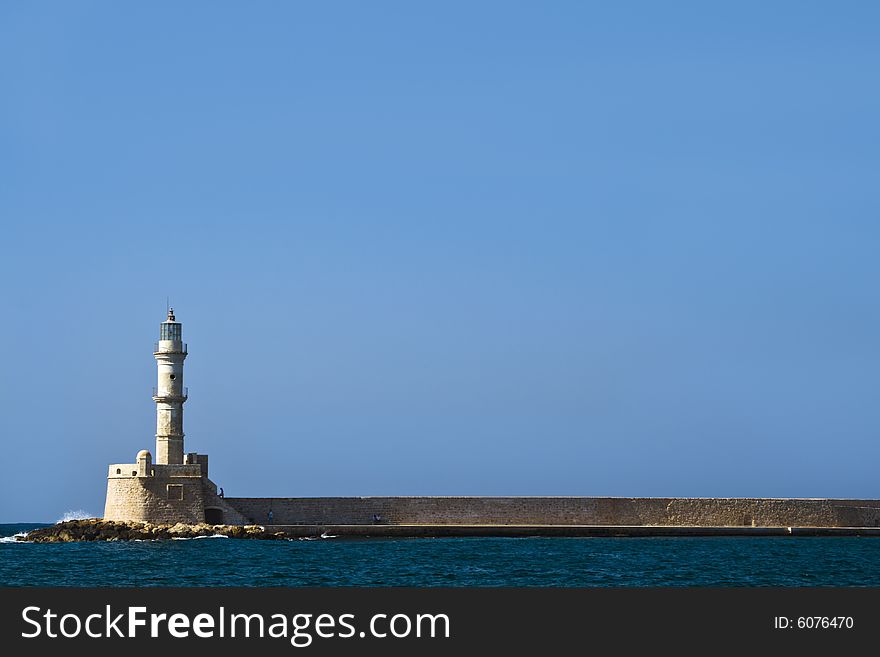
[{"left": 221, "top": 496, "right": 880, "bottom": 528}]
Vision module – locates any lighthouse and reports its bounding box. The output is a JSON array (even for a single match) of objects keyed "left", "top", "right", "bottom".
[
  {"left": 103, "top": 308, "right": 249, "bottom": 525},
  {"left": 153, "top": 308, "right": 188, "bottom": 464}
]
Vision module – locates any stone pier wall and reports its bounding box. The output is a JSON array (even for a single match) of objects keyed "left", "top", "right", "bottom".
[{"left": 221, "top": 496, "right": 880, "bottom": 528}]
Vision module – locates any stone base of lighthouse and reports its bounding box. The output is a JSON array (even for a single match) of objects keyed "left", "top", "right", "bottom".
[{"left": 103, "top": 450, "right": 249, "bottom": 525}]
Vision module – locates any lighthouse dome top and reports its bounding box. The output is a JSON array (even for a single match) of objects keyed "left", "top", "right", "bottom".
[{"left": 159, "top": 308, "right": 183, "bottom": 342}]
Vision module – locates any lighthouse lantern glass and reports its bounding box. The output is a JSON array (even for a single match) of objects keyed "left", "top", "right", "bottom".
[{"left": 160, "top": 323, "right": 182, "bottom": 341}]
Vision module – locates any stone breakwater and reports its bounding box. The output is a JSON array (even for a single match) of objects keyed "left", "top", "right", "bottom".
[
  {"left": 18, "top": 518, "right": 880, "bottom": 542},
  {"left": 19, "top": 519, "right": 286, "bottom": 543},
  {"left": 221, "top": 496, "right": 880, "bottom": 527}
]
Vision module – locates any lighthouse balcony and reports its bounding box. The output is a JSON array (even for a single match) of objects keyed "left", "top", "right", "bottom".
[
  {"left": 152, "top": 386, "right": 188, "bottom": 401},
  {"left": 154, "top": 341, "right": 188, "bottom": 355}
]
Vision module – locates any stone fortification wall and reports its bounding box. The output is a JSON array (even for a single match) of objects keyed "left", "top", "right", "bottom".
[
  {"left": 103, "top": 473, "right": 206, "bottom": 524},
  {"left": 103, "top": 461, "right": 251, "bottom": 525},
  {"left": 222, "top": 496, "right": 880, "bottom": 528}
]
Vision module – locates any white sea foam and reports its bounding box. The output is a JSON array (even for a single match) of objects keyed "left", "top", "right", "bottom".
[
  {"left": 171, "top": 534, "right": 230, "bottom": 540},
  {"left": 297, "top": 532, "right": 336, "bottom": 540},
  {"left": 0, "top": 533, "right": 30, "bottom": 544},
  {"left": 57, "top": 510, "right": 93, "bottom": 523}
]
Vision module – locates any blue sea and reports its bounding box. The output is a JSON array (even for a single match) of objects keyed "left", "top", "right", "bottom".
[{"left": 3, "top": 523, "right": 880, "bottom": 586}]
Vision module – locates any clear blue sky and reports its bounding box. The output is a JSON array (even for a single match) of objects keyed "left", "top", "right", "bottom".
[{"left": 1, "top": 2, "right": 878, "bottom": 521}]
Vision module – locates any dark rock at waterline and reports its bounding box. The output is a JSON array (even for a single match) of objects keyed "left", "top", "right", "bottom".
[{"left": 18, "top": 519, "right": 286, "bottom": 543}]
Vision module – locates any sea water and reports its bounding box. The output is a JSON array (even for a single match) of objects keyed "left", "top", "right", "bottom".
[{"left": 2, "top": 523, "right": 879, "bottom": 587}]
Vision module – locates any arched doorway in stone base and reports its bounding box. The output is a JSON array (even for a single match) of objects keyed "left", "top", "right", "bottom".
[{"left": 205, "top": 507, "right": 224, "bottom": 524}]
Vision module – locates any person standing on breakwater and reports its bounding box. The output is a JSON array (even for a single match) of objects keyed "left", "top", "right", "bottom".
[{"left": 267, "top": 510, "right": 274, "bottom": 525}]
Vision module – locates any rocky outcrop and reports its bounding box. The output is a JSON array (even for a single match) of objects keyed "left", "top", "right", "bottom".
[{"left": 19, "top": 519, "right": 289, "bottom": 543}]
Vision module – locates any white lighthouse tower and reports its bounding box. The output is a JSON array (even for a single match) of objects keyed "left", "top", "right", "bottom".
[{"left": 153, "top": 308, "right": 188, "bottom": 464}]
